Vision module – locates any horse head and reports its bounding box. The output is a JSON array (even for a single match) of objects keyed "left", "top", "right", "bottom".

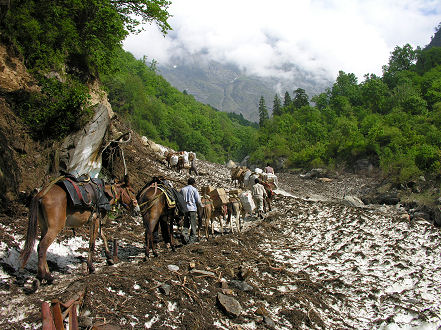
[{"left": 107, "top": 176, "right": 140, "bottom": 215}]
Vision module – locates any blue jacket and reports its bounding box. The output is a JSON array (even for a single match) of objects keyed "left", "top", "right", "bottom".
[{"left": 180, "top": 185, "right": 202, "bottom": 212}]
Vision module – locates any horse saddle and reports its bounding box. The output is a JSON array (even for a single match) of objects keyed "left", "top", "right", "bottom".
[{"left": 57, "top": 176, "right": 110, "bottom": 211}]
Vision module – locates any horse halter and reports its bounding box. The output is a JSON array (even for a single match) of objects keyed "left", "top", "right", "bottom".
[{"left": 111, "top": 184, "right": 138, "bottom": 211}]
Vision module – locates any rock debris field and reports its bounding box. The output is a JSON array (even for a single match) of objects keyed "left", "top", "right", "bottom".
[{"left": 1, "top": 154, "right": 441, "bottom": 329}]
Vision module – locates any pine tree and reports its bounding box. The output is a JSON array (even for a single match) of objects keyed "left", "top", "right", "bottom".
[
  {"left": 258, "top": 96, "right": 269, "bottom": 127},
  {"left": 293, "top": 88, "right": 309, "bottom": 108},
  {"left": 272, "top": 94, "right": 282, "bottom": 116},
  {"left": 283, "top": 91, "right": 292, "bottom": 107}
]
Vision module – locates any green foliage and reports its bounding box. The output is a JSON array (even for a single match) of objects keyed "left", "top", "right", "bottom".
[
  {"left": 2, "top": 0, "right": 171, "bottom": 75},
  {"left": 250, "top": 31, "right": 441, "bottom": 184},
  {"left": 101, "top": 49, "right": 256, "bottom": 163},
  {"left": 272, "top": 94, "right": 282, "bottom": 116},
  {"left": 15, "top": 77, "right": 92, "bottom": 139},
  {"left": 292, "top": 88, "right": 309, "bottom": 109},
  {"left": 258, "top": 96, "right": 269, "bottom": 127}
]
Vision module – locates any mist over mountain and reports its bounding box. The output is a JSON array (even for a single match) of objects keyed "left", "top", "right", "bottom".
[{"left": 158, "top": 55, "right": 332, "bottom": 122}]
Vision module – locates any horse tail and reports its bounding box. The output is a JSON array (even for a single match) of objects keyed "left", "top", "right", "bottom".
[{"left": 20, "top": 195, "right": 40, "bottom": 269}]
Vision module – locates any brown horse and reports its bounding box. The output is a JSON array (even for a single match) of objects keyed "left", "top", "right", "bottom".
[
  {"left": 231, "top": 166, "right": 247, "bottom": 187},
  {"left": 20, "top": 176, "right": 139, "bottom": 285},
  {"left": 137, "top": 179, "right": 177, "bottom": 259},
  {"left": 227, "top": 198, "right": 243, "bottom": 233},
  {"left": 198, "top": 197, "right": 214, "bottom": 239}
]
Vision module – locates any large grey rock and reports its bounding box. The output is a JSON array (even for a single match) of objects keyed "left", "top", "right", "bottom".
[
  {"left": 230, "top": 280, "right": 253, "bottom": 292},
  {"left": 343, "top": 195, "right": 364, "bottom": 208},
  {"left": 59, "top": 103, "right": 111, "bottom": 177},
  {"left": 217, "top": 293, "right": 242, "bottom": 318}
]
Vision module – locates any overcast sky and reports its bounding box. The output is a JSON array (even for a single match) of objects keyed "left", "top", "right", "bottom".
[{"left": 123, "top": 0, "right": 441, "bottom": 82}]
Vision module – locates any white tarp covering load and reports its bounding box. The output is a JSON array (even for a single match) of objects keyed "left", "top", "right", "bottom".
[
  {"left": 182, "top": 151, "right": 189, "bottom": 164},
  {"left": 239, "top": 191, "right": 255, "bottom": 213},
  {"left": 59, "top": 103, "right": 111, "bottom": 178},
  {"left": 170, "top": 155, "right": 179, "bottom": 166}
]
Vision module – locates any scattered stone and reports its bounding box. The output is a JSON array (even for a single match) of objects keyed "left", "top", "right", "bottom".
[
  {"left": 238, "top": 265, "right": 252, "bottom": 280},
  {"left": 190, "top": 269, "right": 216, "bottom": 277},
  {"left": 400, "top": 213, "right": 410, "bottom": 221},
  {"left": 343, "top": 195, "right": 364, "bottom": 208},
  {"left": 230, "top": 280, "right": 253, "bottom": 292},
  {"left": 167, "top": 264, "right": 179, "bottom": 272},
  {"left": 255, "top": 306, "right": 269, "bottom": 316},
  {"left": 217, "top": 293, "right": 242, "bottom": 318},
  {"left": 219, "top": 279, "right": 229, "bottom": 289},
  {"left": 159, "top": 283, "right": 171, "bottom": 296},
  {"left": 189, "top": 261, "right": 196, "bottom": 269},
  {"left": 263, "top": 315, "right": 276, "bottom": 329},
  {"left": 221, "top": 288, "right": 234, "bottom": 295},
  {"left": 412, "top": 211, "right": 431, "bottom": 221}
]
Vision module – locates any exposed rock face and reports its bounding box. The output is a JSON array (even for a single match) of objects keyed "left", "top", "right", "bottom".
[{"left": 0, "top": 44, "right": 39, "bottom": 93}]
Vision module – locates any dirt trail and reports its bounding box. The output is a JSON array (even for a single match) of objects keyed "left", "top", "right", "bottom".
[{"left": 1, "top": 120, "right": 440, "bottom": 329}]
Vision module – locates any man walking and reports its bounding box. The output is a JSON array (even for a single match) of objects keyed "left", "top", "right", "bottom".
[
  {"left": 252, "top": 178, "right": 267, "bottom": 219},
  {"left": 180, "top": 177, "right": 202, "bottom": 243}
]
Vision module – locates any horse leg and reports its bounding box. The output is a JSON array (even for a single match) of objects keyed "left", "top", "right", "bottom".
[
  {"left": 219, "top": 213, "right": 224, "bottom": 235},
  {"left": 99, "top": 225, "right": 114, "bottom": 265},
  {"left": 87, "top": 216, "right": 99, "bottom": 273},
  {"left": 169, "top": 213, "right": 175, "bottom": 252},
  {"left": 36, "top": 204, "right": 63, "bottom": 284}
]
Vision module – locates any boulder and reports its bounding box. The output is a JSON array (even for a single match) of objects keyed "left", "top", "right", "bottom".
[
  {"left": 217, "top": 293, "right": 242, "bottom": 318},
  {"left": 343, "top": 195, "right": 364, "bottom": 208}
]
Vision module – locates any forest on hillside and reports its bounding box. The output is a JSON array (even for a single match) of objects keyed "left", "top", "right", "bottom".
[
  {"left": 1, "top": 1, "right": 440, "bottom": 184},
  {"left": 254, "top": 29, "right": 441, "bottom": 184}
]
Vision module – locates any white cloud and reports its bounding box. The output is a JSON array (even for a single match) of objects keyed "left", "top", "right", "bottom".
[{"left": 123, "top": 0, "right": 441, "bottom": 81}]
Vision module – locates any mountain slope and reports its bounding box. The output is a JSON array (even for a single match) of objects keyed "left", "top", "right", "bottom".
[{"left": 158, "top": 56, "right": 331, "bottom": 122}]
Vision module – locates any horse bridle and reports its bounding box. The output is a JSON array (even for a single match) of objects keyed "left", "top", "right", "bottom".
[{"left": 111, "top": 184, "right": 138, "bottom": 210}]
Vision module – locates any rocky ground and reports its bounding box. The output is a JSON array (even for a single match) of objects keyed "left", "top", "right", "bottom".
[{"left": 1, "top": 119, "right": 441, "bottom": 329}]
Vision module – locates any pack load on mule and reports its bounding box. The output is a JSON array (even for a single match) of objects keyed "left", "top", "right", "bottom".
[
  {"left": 166, "top": 150, "right": 196, "bottom": 172},
  {"left": 137, "top": 176, "right": 187, "bottom": 259},
  {"left": 198, "top": 186, "right": 241, "bottom": 236},
  {"left": 19, "top": 174, "right": 140, "bottom": 288},
  {"left": 231, "top": 166, "right": 247, "bottom": 187},
  {"left": 239, "top": 191, "right": 255, "bottom": 214},
  {"left": 209, "top": 187, "right": 229, "bottom": 208}
]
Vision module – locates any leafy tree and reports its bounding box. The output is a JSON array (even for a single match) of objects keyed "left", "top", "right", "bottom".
[
  {"left": 331, "top": 71, "right": 361, "bottom": 106},
  {"left": 416, "top": 47, "right": 441, "bottom": 75},
  {"left": 3, "top": 0, "right": 171, "bottom": 74},
  {"left": 258, "top": 96, "right": 269, "bottom": 127},
  {"left": 360, "top": 74, "right": 390, "bottom": 114},
  {"left": 382, "top": 44, "right": 419, "bottom": 88},
  {"left": 272, "top": 94, "right": 282, "bottom": 116},
  {"left": 293, "top": 88, "right": 309, "bottom": 109}
]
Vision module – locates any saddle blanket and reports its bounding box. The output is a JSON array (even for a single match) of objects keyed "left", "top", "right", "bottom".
[{"left": 57, "top": 177, "right": 110, "bottom": 211}]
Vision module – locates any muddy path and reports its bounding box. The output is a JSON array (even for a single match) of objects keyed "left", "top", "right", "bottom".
[{"left": 1, "top": 153, "right": 441, "bottom": 329}]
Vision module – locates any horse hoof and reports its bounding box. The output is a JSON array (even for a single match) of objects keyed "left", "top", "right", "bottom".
[
  {"left": 88, "top": 265, "right": 95, "bottom": 274},
  {"left": 107, "top": 259, "right": 115, "bottom": 266}
]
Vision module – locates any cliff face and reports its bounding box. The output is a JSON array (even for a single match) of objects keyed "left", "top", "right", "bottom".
[
  {"left": 425, "top": 26, "right": 441, "bottom": 49},
  {"left": 0, "top": 43, "right": 115, "bottom": 208}
]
